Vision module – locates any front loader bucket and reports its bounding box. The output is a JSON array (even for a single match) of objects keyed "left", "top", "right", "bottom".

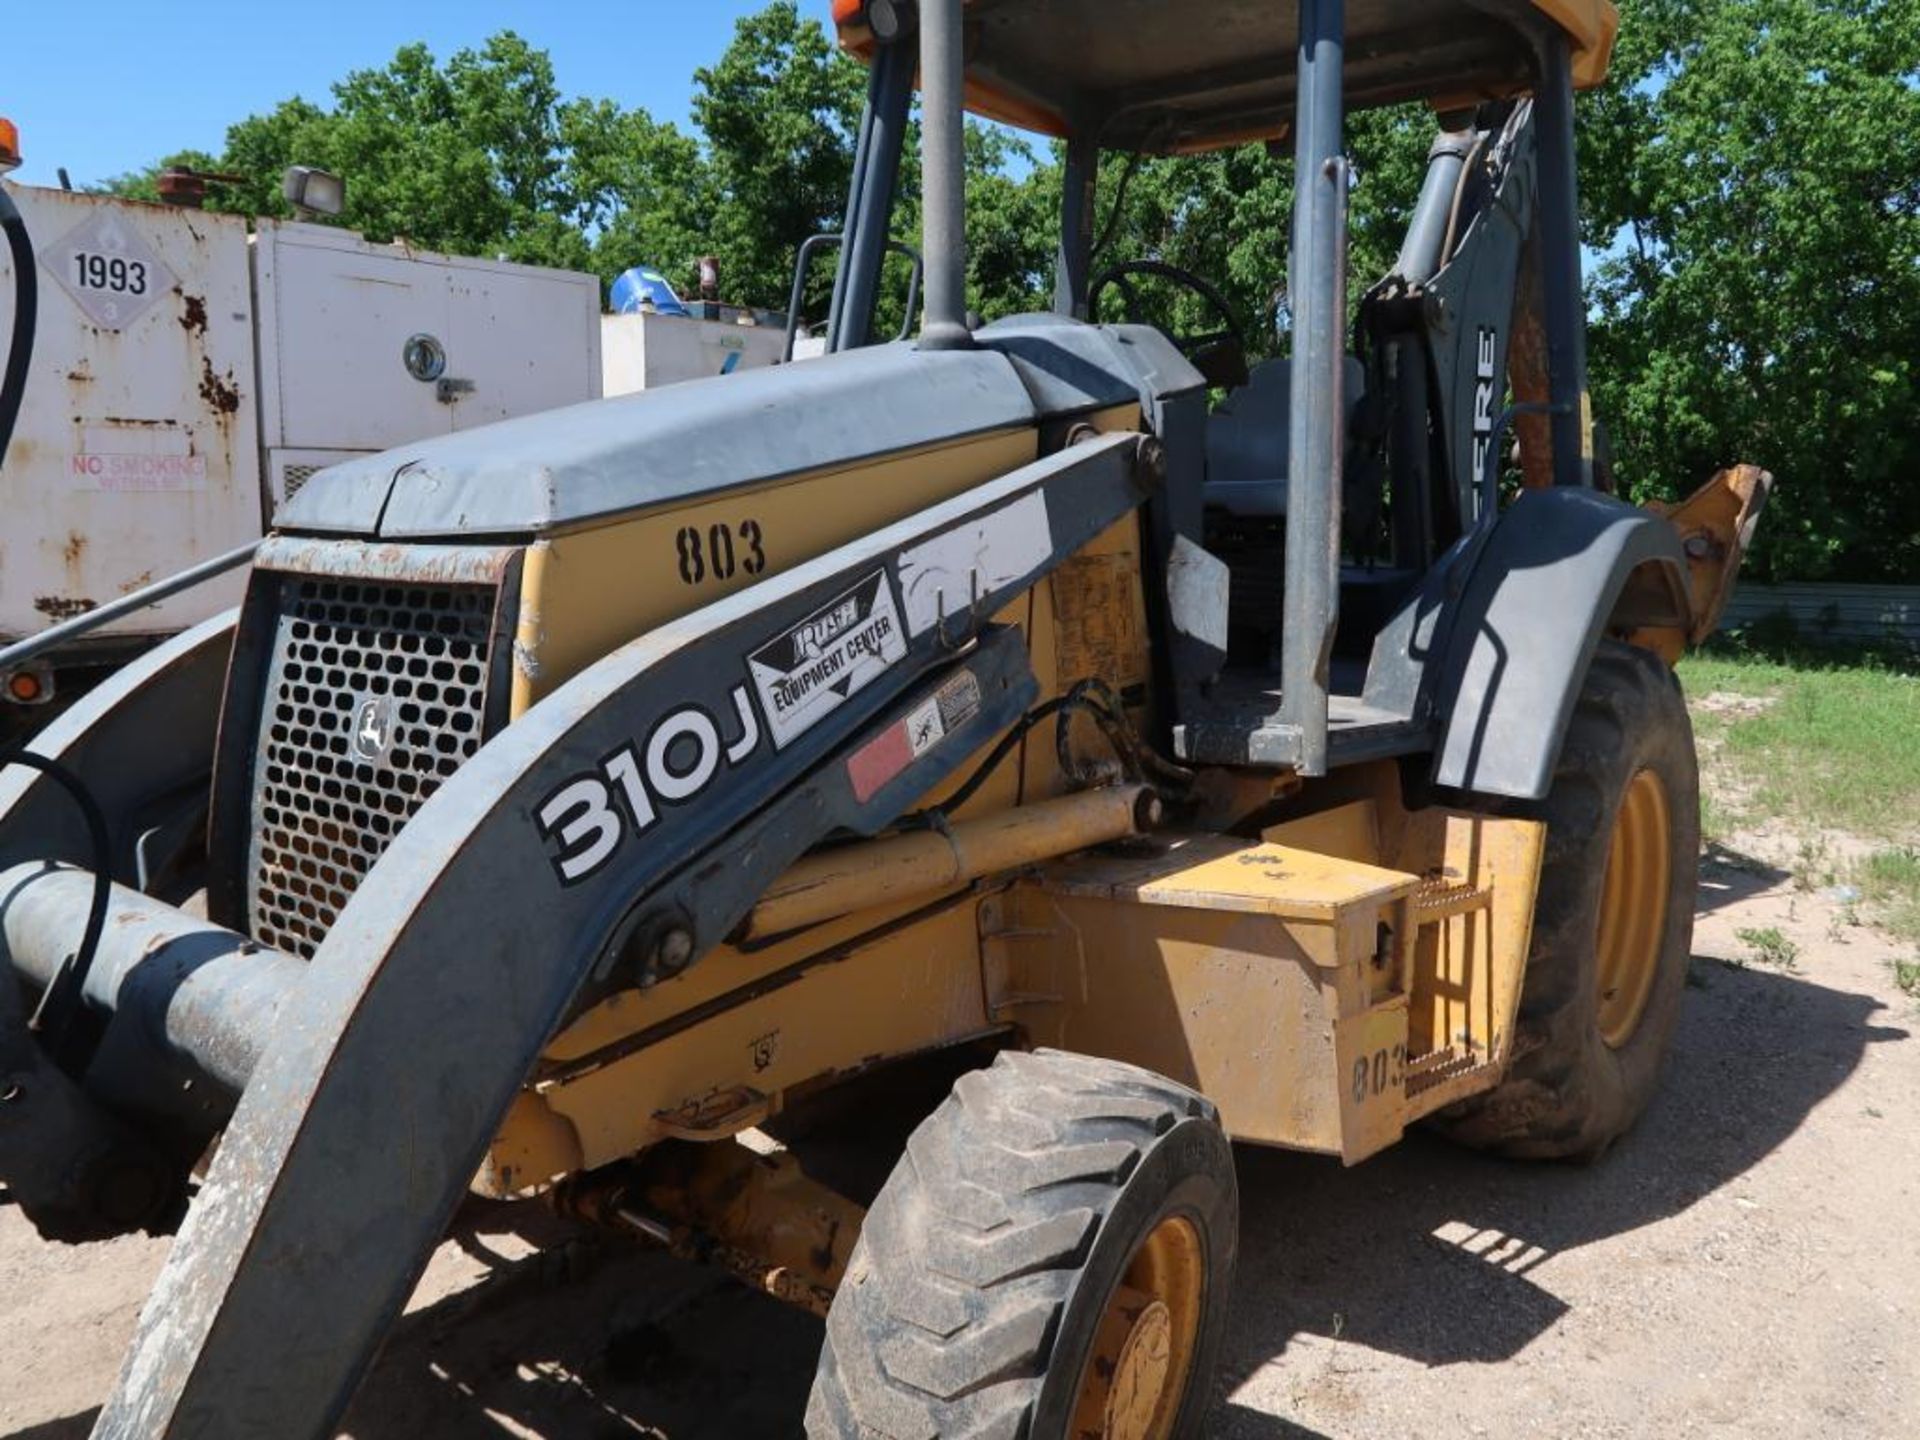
[{"left": 0, "top": 432, "right": 1160, "bottom": 1439}]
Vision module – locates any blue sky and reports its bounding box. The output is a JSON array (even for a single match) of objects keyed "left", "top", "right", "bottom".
[{"left": 5, "top": 0, "right": 841, "bottom": 190}]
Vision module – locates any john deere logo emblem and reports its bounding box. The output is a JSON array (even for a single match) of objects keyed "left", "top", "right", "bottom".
[{"left": 351, "top": 695, "right": 397, "bottom": 763}]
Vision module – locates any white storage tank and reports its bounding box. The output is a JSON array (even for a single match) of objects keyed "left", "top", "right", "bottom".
[
  {"left": 0, "top": 178, "right": 602, "bottom": 732},
  {"left": 0, "top": 185, "right": 263, "bottom": 649},
  {"left": 600, "top": 306, "right": 792, "bottom": 395}
]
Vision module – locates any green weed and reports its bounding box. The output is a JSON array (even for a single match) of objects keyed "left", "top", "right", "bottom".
[
  {"left": 1679, "top": 650, "right": 1920, "bottom": 842},
  {"left": 1893, "top": 958, "right": 1920, "bottom": 999},
  {"left": 1855, "top": 847, "right": 1920, "bottom": 948},
  {"left": 1735, "top": 925, "right": 1802, "bottom": 970}
]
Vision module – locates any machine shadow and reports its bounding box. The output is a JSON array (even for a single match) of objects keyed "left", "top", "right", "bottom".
[
  {"left": 309, "top": 943, "right": 1893, "bottom": 1440},
  {"left": 5, "top": 1415, "right": 97, "bottom": 1440},
  {"left": 1694, "top": 842, "right": 1793, "bottom": 917},
  {"left": 341, "top": 1236, "right": 824, "bottom": 1440},
  {"left": 1216, "top": 953, "right": 1901, "bottom": 1393}
]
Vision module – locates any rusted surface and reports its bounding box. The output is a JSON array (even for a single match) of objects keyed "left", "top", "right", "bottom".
[
  {"left": 560, "top": 1141, "right": 866, "bottom": 1320},
  {"left": 155, "top": 169, "right": 207, "bottom": 209},
  {"left": 1507, "top": 231, "right": 1554, "bottom": 491},
  {"left": 2, "top": 183, "right": 260, "bottom": 648},
  {"left": 198, "top": 355, "right": 241, "bottom": 415},
  {"left": 34, "top": 596, "right": 96, "bottom": 621},
  {"left": 253, "top": 534, "right": 520, "bottom": 588}
]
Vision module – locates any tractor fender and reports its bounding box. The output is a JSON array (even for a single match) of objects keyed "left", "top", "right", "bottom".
[
  {"left": 0, "top": 609, "right": 237, "bottom": 884},
  {"left": 1429, "top": 487, "right": 1690, "bottom": 801}
]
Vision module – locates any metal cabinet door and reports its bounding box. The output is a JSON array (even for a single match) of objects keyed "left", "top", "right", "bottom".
[
  {"left": 255, "top": 222, "right": 454, "bottom": 453},
  {"left": 443, "top": 261, "right": 602, "bottom": 429}
]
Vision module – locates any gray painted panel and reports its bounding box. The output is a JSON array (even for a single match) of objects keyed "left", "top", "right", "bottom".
[
  {"left": 272, "top": 460, "right": 393, "bottom": 537},
  {"left": 279, "top": 342, "right": 1039, "bottom": 540},
  {"left": 975, "top": 315, "right": 1206, "bottom": 415},
  {"left": 1430, "top": 488, "right": 1689, "bottom": 799},
  {"left": 0, "top": 611, "right": 237, "bottom": 881}
]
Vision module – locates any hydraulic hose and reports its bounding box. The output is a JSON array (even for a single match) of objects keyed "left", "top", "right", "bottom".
[
  {"left": 0, "top": 749, "right": 114, "bottom": 1073},
  {"left": 0, "top": 184, "right": 36, "bottom": 473}
]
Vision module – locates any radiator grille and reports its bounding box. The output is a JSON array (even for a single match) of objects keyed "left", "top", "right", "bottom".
[
  {"left": 281, "top": 463, "right": 323, "bottom": 501},
  {"left": 248, "top": 575, "right": 498, "bottom": 958}
]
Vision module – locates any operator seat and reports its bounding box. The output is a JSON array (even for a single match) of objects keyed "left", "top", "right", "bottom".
[{"left": 1203, "top": 355, "right": 1367, "bottom": 517}]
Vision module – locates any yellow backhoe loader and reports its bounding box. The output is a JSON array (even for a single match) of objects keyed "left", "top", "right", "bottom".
[{"left": 0, "top": 1, "right": 1768, "bottom": 1435}]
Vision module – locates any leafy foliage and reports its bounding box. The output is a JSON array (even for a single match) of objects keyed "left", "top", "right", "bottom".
[
  {"left": 1583, "top": 0, "right": 1920, "bottom": 580},
  {"left": 95, "top": 1, "right": 1920, "bottom": 580}
]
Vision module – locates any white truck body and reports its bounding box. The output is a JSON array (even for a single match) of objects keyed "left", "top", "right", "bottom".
[
  {"left": 0, "top": 182, "right": 602, "bottom": 669},
  {"left": 0, "top": 186, "right": 261, "bottom": 641},
  {"left": 599, "top": 307, "right": 790, "bottom": 395}
]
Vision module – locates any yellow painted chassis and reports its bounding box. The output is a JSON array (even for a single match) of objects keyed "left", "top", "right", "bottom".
[{"left": 479, "top": 415, "right": 1557, "bottom": 1200}]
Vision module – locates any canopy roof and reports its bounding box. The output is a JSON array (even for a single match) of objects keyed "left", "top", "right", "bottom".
[{"left": 834, "top": 0, "right": 1618, "bottom": 153}]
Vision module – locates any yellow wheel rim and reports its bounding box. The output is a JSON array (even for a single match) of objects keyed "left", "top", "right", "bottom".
[
  {"left": 1594, "top": 767, "right": 1672, "bottom": 1049},
  {"left": 1069, "top": 1215, "right": 1206, "bottom": 1440}
]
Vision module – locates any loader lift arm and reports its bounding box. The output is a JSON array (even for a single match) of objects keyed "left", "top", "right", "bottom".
[{"left": 6, "top": 431, "right": 1162, "bottom": 1439}]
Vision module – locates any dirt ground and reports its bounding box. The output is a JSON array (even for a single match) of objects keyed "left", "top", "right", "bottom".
[{"left": 5, "top": 836, "right": 1917, "bottom": 1439}]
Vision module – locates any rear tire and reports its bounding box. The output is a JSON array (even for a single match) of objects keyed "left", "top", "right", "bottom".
[
  {"left": 807, "top": 1049, "right": 1238, "bottom": 1440},
  {"left": 1437, "top": 640, "right": 1699, "bottom": 1161}
]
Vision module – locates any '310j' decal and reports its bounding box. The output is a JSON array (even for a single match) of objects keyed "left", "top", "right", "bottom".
[
  {"left": 535, "top": 569, "right": 915, "bottom": 886},
  {"left": 535, "top": 685, "right": 762, "bottom": 884}
]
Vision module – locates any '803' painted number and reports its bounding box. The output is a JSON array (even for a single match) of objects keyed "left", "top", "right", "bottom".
[
  {"left": 1351, "top": 1043, "right": 1406, "bottom": 1106},
  {"left": 675, "top": 520, "right": 768, "bottom": 587}
]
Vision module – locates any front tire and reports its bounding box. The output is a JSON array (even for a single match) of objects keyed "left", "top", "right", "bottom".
[
  {"left": 1438, "top": 640, "right": 1699, "bottom": 1160},
  {"left": 807, "top": 1049, "right": 1238, "bottom": 1440}
]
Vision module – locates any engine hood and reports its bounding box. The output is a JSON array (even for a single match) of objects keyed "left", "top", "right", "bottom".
[{"left": 275, "top": 319, "right": 1203, "bottom": 541}]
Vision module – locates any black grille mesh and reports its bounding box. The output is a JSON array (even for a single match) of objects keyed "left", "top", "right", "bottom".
[{"left": 248, "top": 575, "right": 497, "bottom": 958}]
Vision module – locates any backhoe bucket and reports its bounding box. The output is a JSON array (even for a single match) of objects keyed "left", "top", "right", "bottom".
[{"left": 1641, "top": 463, "right": 1774, "bottom": 654}]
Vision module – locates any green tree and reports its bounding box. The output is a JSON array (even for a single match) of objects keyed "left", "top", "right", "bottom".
[
  {"left": 101, "top": 34, "right": 625, "bottom": 274},
  {"left": 1583, "top": 0, "right": 1920, "bottom": 581},
  {"left": 1032, "top": 105, "right": 1427, "bottom": 358},
  {"left": 678, "top": 1, "right": 867, "bottom": 309}
]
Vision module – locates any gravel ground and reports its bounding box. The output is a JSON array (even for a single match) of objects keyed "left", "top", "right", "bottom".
[{"left": 4, "top": 844, "right": 1916, "bottom": 1439}]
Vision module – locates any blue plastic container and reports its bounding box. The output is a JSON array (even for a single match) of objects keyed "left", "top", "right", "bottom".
[{"left": 609, "top": 266, "right": 691, "bottom": 318}]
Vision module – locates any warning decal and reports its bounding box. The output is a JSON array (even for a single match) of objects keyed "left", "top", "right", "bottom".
[
  {"left": 847, "top": 669, "right": 984, "bottom": 804},
  {"left": 40, "top": 209, "right": 177, "bottom": 332},
  {"left": 749, "top": 569, "right": 907, "bottom": 749}
]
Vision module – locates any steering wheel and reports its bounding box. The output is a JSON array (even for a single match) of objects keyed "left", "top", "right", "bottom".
[{"left": 1088, "top": 259, "right": 1251, "bottom": 385}]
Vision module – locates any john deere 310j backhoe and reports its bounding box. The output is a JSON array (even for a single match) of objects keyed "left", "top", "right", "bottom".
[{"left": 0, "top": 2, "right": 1769, "bottom": 1435}]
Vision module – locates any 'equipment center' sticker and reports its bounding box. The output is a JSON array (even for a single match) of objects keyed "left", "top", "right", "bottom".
[{"left": 749, "top": 570, "right": 907, "bottom": 749}]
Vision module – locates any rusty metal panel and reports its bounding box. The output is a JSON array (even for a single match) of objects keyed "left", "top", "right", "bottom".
[{"left": 0, "top": 182, "right": 261, "bottom": 643}]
